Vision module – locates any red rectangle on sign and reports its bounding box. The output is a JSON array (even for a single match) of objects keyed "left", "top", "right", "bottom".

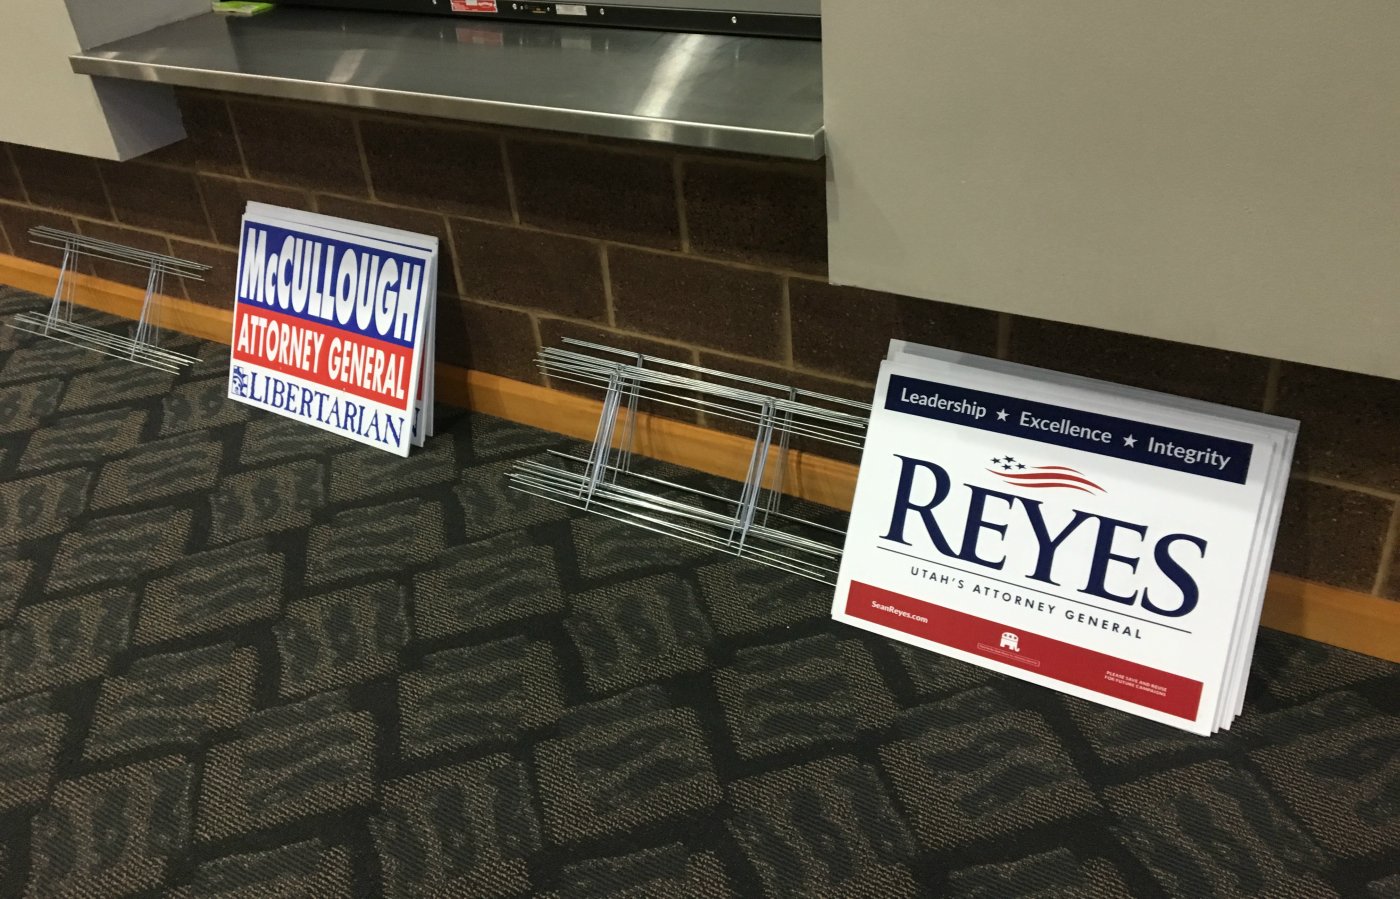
[
  {"left": 844, "top": 581, "right": 1203, "bottom": 720},
  {"left": 232, "top": 305, "right": 412, "bottom": 410},
  {"left": 450, "top": 0, "right": 497, "bottom": 11}
]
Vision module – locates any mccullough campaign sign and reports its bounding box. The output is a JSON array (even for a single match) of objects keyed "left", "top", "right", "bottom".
[
  {"left": 833, "top": 341, "right": 1296, "bottom": 735},
  {"left": 228, "top": 204, "right": 437, "bottom": 456}
]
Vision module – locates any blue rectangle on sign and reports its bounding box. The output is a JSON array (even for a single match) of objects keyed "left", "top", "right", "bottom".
[
  {"left": 884, "top": 374, "right": 1253, "bottom": 484},
  {"left": 238, "top": 219, "right": 428, "bottom": 349}
]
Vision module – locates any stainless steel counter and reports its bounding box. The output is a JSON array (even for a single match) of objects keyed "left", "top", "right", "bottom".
[{"left": 69, "top": 8, "right": 824, "bottom": 159}]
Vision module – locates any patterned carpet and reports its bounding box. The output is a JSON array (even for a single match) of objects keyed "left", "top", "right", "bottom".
[{"left": 0, "top": 285, "right": 1398, "bottom": 898}]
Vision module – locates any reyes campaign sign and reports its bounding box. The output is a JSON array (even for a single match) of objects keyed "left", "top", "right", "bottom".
[
  {"left": 228, "top": 205, "right": 436, "bottom": 456},
  {"left": 833, "top": 342, "right": 1296, "bottom": 735}
]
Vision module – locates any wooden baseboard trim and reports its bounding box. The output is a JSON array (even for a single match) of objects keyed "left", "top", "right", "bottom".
[
  {"left": 1, "top": 254, "right": 234, "bottom": 343},
  {"left": 450, "top": 366, "right": 862, "bottom": 508},
  {"left": 1260, "top": 574, "right": 1399, "bottom": 663},
  {"left": 3, "top": 252, "right": 1396, "bottom": 662}
]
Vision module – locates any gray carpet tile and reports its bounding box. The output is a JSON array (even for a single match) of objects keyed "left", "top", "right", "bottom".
[{"left": 0, "top": 285, "right": 1397, "bottom": 897}]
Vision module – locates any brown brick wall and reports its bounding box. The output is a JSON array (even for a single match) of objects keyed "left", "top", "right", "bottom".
[{"left": 1, "top": 89, "right": 1397, "bottom": 601}]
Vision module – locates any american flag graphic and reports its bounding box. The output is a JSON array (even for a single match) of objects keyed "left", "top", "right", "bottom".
[{"left": 987, "top": 456, "right": 1105, "bottom": 494}]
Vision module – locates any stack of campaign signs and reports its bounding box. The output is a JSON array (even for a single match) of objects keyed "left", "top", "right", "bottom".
[
  {"left": 227, "top": 203, "right": 438, "bottom": 457},
  {"left": 833, "top": 340, "right": 1298, "bottom": 735}
]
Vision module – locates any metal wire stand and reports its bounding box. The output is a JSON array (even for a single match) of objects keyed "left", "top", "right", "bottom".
[
  {"left": 509, "top": 339, "right": 871, "bottom": 583},
  {"left": 7, "top": 226, "right": 210, "bottom": 373}
]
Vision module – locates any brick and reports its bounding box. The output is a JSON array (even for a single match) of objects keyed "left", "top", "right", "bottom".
[
  {"left": 511, "top": 140, "right": 679, "bottom": 249},
  {"left": 315, "top": 196, "right": 457, "bottom": 296},
  {"left": 100, "top": 161, "right": 211, "bottom": 241},
  {"left": 0, "top": 145, "right": 23, "bottom": 201},
  {"left": 0, "top": 204, "right": 83, "bottom": 270},
  {"left": 200, "top": 176, "right": 310, "bottom": 247},
  {"left": 1274, "top": 362, "right": 1400, "bottom": 494},
  {"left": 168, "top": 239, "right": 238, "bottom": 309},
  {"left": 1272, "top": 480, "right": 1392, "bottom": 593},
  {"left": 73, "top": 221, "right": 172, "bottom": 291},
  {"left": 790, "top": 278, "right": 999, "bottom": 382},
  {"left": 696, "top": 352, "right": 872, "bottom": 405},
  {"left": 683, "top": 159, "right": 826, "bottom": 274},
  {"left": 1008, "top": 317, "right": 1271, "bottom": 409},
  {"left": 537, "top": 318, "right": 693, "bottom": 367},
  {"left": 695, "top": 351, "right": 873, "bottom": 461},
  {"left": 8, "top": 145, "right": 111, "bottom": 221},
  {"left": 536, "top": 318, "right": 698, "bottom": 422},
  {"left": 359, "top": 118, "right": 510, "bottom": 220},
  {"left": 611, "top": 247, "right": 783, "bottom": 359},
  {"left": 436, "top": 298, "right": 538, "bottom": 383},
  {"left": 231, "top": 100, "right": 367, "bottom": 197},
  {"left": 449, "top": 218, "right": 605, "bottom": 320},
  {"left": 144, "top": 90, "right": 246, "bottom": 176}
]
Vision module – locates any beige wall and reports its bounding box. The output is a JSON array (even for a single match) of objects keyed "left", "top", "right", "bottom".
[
  {"left": 6, "top": 87, "right": 1400, "bottom": 600},
  {"left": 0, "top": 0, "right": 201, "bottom": 159},
  {"left": 824, "top": 1, "right": 1400, "bottom": 380}
]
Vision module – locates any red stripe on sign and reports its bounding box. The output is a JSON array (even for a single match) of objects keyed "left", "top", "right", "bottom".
[
  {"left": 993, "top": 470, "right": 1104, "bottom": 490},
  {"left": 844, "top": 581, "right": 1203, "bottom": 720},
  {"left": 996, "top": 482, "right": 1096, "bottom": 494},
  {"left": 232, "top": 305, "right": 413, "bottom": 411}
]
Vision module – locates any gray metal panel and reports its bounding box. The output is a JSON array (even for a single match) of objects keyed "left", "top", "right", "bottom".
[
  {"left": 603, "top": 0, "right": 819, "bottom": 12},
  {"left": 825, "top": 0, "right": 1400, "bottom": 381},
  {"left": 69, "top": 8, "right": 824, "bottom": 159}
]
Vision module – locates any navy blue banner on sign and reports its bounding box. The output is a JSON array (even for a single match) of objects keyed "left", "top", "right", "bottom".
[
  {"left": 237, "top": 220, "right": 427, "bottom": 349},
  {"left": 884, "top": 374, "right": 1253, "bottom": 484}
]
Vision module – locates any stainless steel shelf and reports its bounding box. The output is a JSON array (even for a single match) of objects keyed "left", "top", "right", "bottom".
[{"left": 70, "top": 8, "right": 825, "bottom": 159}]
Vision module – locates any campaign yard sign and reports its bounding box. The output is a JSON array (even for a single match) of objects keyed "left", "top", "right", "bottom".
[
  {"left": 228, "top": 204, "right": 437, "bottom": 456},
  {"left": 833, "top": 340, "right": 1296, "bottom": 735}
]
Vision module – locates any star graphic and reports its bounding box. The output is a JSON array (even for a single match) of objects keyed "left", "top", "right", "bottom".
[
  {"left": 1016, "top": 463, "right": 1026, "bottom": 470},
  {"left": 990, "top": 457, "right": 1002, "bottom": 464},
  {"left": 1003, "top": 456, "right": 1017, "bottom": 464},
  {"left": 996, "top": 408, "right": 1009, "bottom": 422},
  {"left": 1124, "top": 435, "right": 1137, "bottom": 448},
  {"left": 1001, "top": 463, "right": 1014, "bottom": 471}
]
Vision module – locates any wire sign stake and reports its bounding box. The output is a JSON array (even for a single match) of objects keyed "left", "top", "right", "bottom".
[
  {"left": 7, "top": 226, "right": 210, "bottom": 373},
  {"left": 509, "top": 339, "right": 872, "bottom": 583}
]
